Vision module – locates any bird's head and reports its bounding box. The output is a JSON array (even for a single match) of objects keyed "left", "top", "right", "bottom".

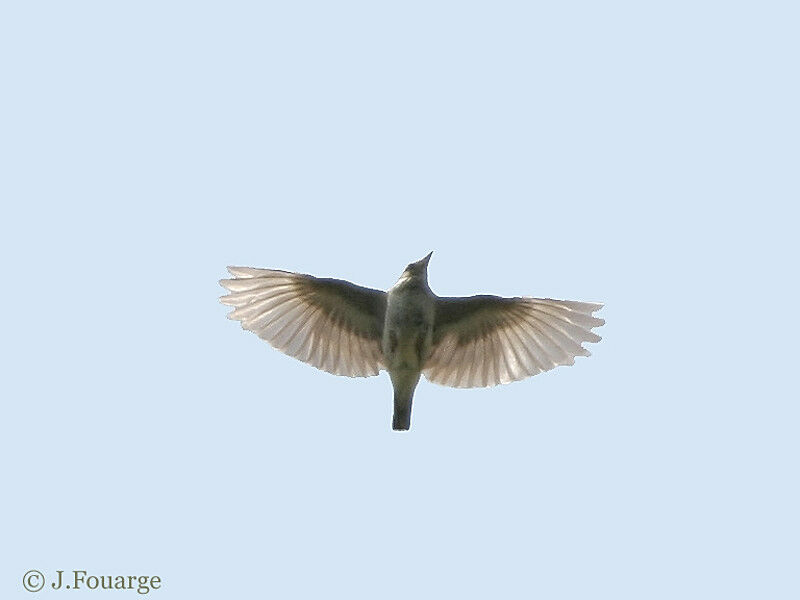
[{"left": 399, "top": 251, "right": 433, "bottom": 283}]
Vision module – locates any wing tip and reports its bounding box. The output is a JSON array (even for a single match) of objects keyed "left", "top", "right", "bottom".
[{"left": 226, "top": 265, "right": 259, "bottom": 279}]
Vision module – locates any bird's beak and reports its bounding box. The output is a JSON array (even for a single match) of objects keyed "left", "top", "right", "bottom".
[{"left": 421, "top": 251, "right": 433, "bottom": 266}]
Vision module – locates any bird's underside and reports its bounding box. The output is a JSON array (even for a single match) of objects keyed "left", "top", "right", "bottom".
[{"left": 219, "top": 254, "right": 604, "bottom": 430}]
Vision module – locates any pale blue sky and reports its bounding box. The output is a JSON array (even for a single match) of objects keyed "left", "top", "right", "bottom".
[{"left": 2, "top": 1, "right": 798, "bottom": 598}]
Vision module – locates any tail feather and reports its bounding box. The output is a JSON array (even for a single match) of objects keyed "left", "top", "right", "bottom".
[
  {"left": 390, "top": 371, "right": 420, "bottom": 431},
  {"left": 393, "top": 391, "right": 412, "bottom": 430}
]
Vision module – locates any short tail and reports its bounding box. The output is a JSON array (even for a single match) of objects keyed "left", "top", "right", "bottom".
[
  {"left": 391, "top": 371, "right": 420, "bottom": 431},
  {"left": 393, "top": 391, "right": 412, "bottom": 431}
]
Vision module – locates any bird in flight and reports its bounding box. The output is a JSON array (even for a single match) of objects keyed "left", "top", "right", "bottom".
[{"left": 219, "top": 253, "right": 604, "bottom": 431}]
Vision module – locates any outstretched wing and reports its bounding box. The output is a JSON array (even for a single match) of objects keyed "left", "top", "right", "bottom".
[
  {"left": 424, "top": 295, "right": 604, "bottom": 388},
  {"left": 220, "top": 267, "right": 387, "bottom": 377}
]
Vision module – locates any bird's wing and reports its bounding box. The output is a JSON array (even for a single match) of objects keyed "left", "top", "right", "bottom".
[
  {"left": 220, "top": 267, "right": 387, "bottom": 377},
  {"left": 424, "top": 295, "right": 604, "bottom": 388}
]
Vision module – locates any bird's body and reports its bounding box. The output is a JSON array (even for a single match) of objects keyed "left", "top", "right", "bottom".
[
  {"left": 220, "top": 253, "right": 604, "bottom": 430},
  {"left": 382, "top": 253, "right": 436, "bottom": 429}
]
